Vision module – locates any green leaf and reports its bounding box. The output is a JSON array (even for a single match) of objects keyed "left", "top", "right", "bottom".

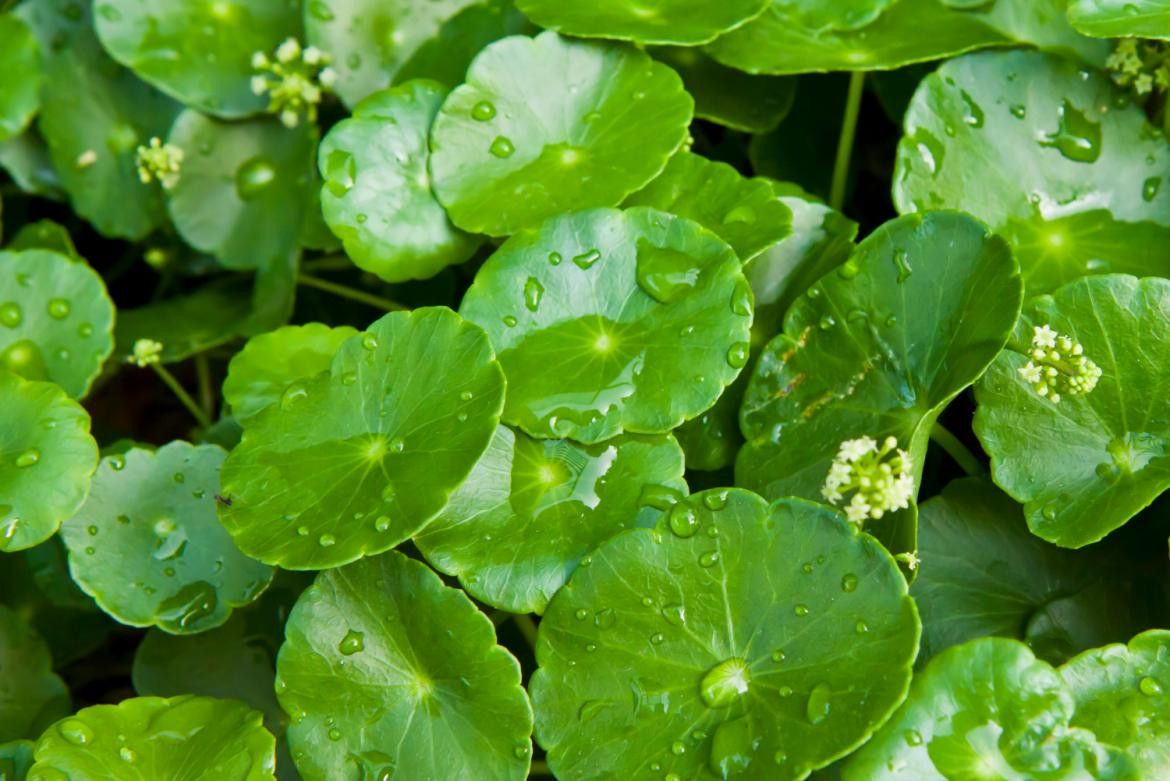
[
  {"left": 429, "top": 32, "right": 693, "bottom": 237},
  {"left": 974, "top": 274, "right": 1170, "bottom": 548},
  {"left": 0, "top": 740, "right": 34, "bottom": 781},
  {"left": 0, "top": 370, "right": 97, "bottom": 553},
  {"left": 0, "top": 605, "right": 69, "bottom": 743},
  {"left": 705, "top": 0, "right": 1108, "bottom": 76},
  {"left": 59, "top": 442, "right": 274, "bottom": 634},
  {"left": 26, "top": 696, "right": 277, "bottom": 780},
  {"left": 1061, "top": 630, "right": 1170, "bottom": 775},
  {"left": 1068, "top": 0, "right": 1170, "bottom": 38},
  {"left": 896, "top": 50, "right": 1170, "bottom": 295},
  {"left": 771, "top": 0, "right": 896, "bottom": 31},
  {"left": 219, "top": 307, "right": 504, "bottom": 569},
  {"left": 6, "top": 221, "right": 79, "bottom": 258},
  {"left": 842, "top": 638, "right": 1138, "bottom": 780},
  {"left": 392, "top": 0, "right": 533, "bottom": 89},
  {"left": 912, "top": 477, "right": 1159, "bottom": 666},
  {"left": 0, "top": 249, "right": 115, "bottom": 398},
  {"left": 167, "top": 111, "right": 316, "bottom": 270},
  {"left": 94, "top": 0, "right": 301, "bottom": 117},
  {"left": 737, "top": 212, "right": 1021, "bottom": 558},
  {"left": 459, "top": 207, "right": 752, "bottom": 444},
  {"left": 514, "top": 0, "right": 768, "bottom": 45},
  {"left": 276, "top": 551, "right": 534, "bottom": 780},
  {"left": 0, "top": 14, "right": 41, "bottom": 143},
  {"left": 223, "top": 322, "right": 357, "bottom": 424},
  {"left": 0, "top": 129, "right": 62, "bottom": 200},
  {"left": 304, "top": 0, "right": 481, "bottom": 108},
  {"left": 415, "top": 425, "right": 687, "bottom": 614},
  {"left": 625, "top": 152, "right": 793, "bottom": 263},
  {"left": 650, "top": 46, "right": 796, "bottom": 134},
  {"left": 18, "top": 0, "right": 180, "bottom": 240},
  {"left": 318, "top": 80, "right": 479, "bottom": 283},
  {"left": 530, "top": 490, "right": 919, "bottom": 780}
]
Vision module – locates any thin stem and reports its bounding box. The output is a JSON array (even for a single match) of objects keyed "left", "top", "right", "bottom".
[
  {"left": 195, "top": 354, "right": 215, "bottom": 420},
  {"left": 529, "top": 759, "right": 552, "bottom": 777},
  {"left": 930, "top": 422, "right": 984, "bottom": 477},
  {"left": 297, "top": 273, "right": 405, "bottom": 311},
  {"left": 513, "top": 614, "right": 539, "bottom": 649},
  {"left": 829, "top": 71, "right": 866, "bottom": 212},
  {"left": 302, "top": 254, "right": 355, "bottom": 273},
  {"left": 151, "top": 365, "right": 212, "bottom": 429}
]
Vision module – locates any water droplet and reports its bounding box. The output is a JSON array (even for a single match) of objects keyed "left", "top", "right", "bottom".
[
  {"left": 513, "top": 744, "right": 530, "bottom": 759},
  {"left": 699, "top": 551, "right": 720, "bottom": 567},
  {"left": 1143, "top": 177, "right": 1162, "bottom": 202},
  {"left": 668, "top": 503, "right": 699, "bottom": 537},
  {"left": 805, "top": 682, "right": 832, "bottom": 724},
  {"left": 1010, "top": 103, "right": 1026, "bottom": 119},
  {"left": 489, "top": 136, "right": 514, "bottom": 158},
  {"left": 339, "top": 629, "right": 365, "bottom": 655},
  {"left": 572, "top": 249, "right": 602, "bottom": 269},
  {"left": 771, "top": 649, "right": 786, "bottom": 663},
  {"left": 649, "top": 632, "right": 664, "bottom": 645},
  {"left": 958, "top": 89, "right": 984, "bottom": 128},
  {"left": 635, "top": 239, "right": 700, "bottom": 303},
  {"left": 297, "top": 526, "right": 310, "bottom": 536},
  {"left": 308, "top": 0, "right": 334, "bottom": 20},
  {"left": 0, "top": 302, "right": 22, "bottom": 327},
  {"left": 722, "top": 205, "right": 756, "bottom": 225},
  {"left": 841, "top": 574, "right": 859, "bottom": 592},
  {"left": 374, "top": 515, "right": 391, "bottom": 532},
  {"left": 855, "top": 619, "right": 869, "bottom": 633},
  {"left": 118, "top": 746, "right": 137, "bottom": 762},
  {"left": 574, "top": 608, "right": 588, "bottom": 621},
  {"left": 319, "top": 534, "right": 336, "bottom": 547},
  {"left": 670, "top": 740, "right": 687, "bottom": 755},
  {"left": 726, "top": 342, "right": 749, "bottom": 368},
  {"left": 893, "top": 249, "right": 912, "bottom": 282},
  {"left": 58, "top": 719, "right": 94, "bottom": 745},
  {"left": 361, "top": 333, "right": 378, "bottom": 351},
  {"left": 794, "top": 604, "right": 809, "bottom": 617},
  {"left": 1040, "top": 100, "right": 1102, "bottom": 163},
  {"left": 157, "top": 581, "right": 218, "bottom": 630},
  {"left": 471, "top": 100, "right": 496, "bottom": 121},
  {"left": 905, "top": 729, "right": 923, "bottom": 746},
  {"left": 639, "top": 483, "right": 682, "bottom": 510},
  {"left": 523, "top": 277, "right": 544, "bottom": 311},
  {"left": 699, "top": 658, "right": 751, "bottom": 708},
  {"left": 818, "top": 315, "right": 836, "bottom": 330},
  {"left": 661, "top": 603, "right": 685, "bottom": 626},
  {"left": 1041, "top": 502, "right": 1059, "bottom": 521},
  {"left": 15, "top": 449, "right": 39, "bottom": 468},
  {"left": 78, "top": 322, "right": 94, "bottom": 338},
  {"left": 778, "top": 685, "right": 793, "bottom": 697},
  {"left": 548, "top": 251, "right": 562, "bottom": 265},
  {"left": 235, "top": 156, "right": 277, "bottom": 200},
  {"left": 730, "top": 280, "right": 753, "bottom": 316},
  {"left": 593, "top": 608, "right": 615, "bottom": 630},
  {"left": 1140, "top": 676, "right": 1163, "bottom": 696},
  {"left": 346, "top": 52, "right": 361, "bottom": 69},
  {"left": 328, "top": 728, "right": 342, "bottom": 741},
  {"left": 584, "top": 643, "right": 597, "bottom": 652},
  {"left": 703, "top": 491, "right": 728, "bottom": 510}
]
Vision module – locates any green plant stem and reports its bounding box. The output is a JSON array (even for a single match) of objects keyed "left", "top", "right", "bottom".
[
  {"left": 152, "top": 364, "right": 212, "bottom": 429},
  {"left": 194, "top": 353, "right": 214, "bottom": 420},
  {"left": 829, "top": 71, "right": 866, "bottom": 212},
  {"left": 929, "top": 422, "right": 984, "bottom": 477},
  {"left": 530, "top": 760, "right": 552, "bottom": 777},
  {"left": 296, "top": 273, "right": 406, "bottom": 311},
  {"left": 513, "top": 614, "right": 539, "bottom": 649},
  {"left": 302, "top": 254, "right": 356, "bottom": 273}
]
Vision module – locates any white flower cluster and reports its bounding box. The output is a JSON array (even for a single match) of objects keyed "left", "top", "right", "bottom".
[
  {"left": 1017, "top": 324, "right": 1101, "bottom": 404},
  {"left": 250, "top": 38, "right": 337, "bottom": 128},
  {"left": 135, "top": 137, "right": 184, "bottom": 190},
  {"left": 129, "top": 339, "right": 163, "bottom": 368},
  {"left": 821, "top": 435, "right": 914, "bottom": 524}
]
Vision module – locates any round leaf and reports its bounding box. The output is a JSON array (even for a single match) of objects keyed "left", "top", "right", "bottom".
[
  {"left": 223, "top": 322, "right": 358, "bottom": 424},
  {"left": 429, "top": 32, "right": 693, "bottom": 237},
  {"left": 60, "top": 442, "right": 274, "bottom": 634},
  {"left": 896, "top": 50, "right": 1170, "bottom": 294},
  {"left": 1061, "top": 630, "right": 1170, "bottom": 775},
  {"left": 737, "top": 212, "right": 1021, "bottom": 557},
  {"left": 459, "top": 207, "right": 752, "bottom": 444},
  {"left": 94, "top": 0, "right": 301, "bottom": 117},
  {"left": 0, "top": 605, "right": 68, "bottom": 743},
  {"left": 514, "top": 0, "right": 768, "bottom": 45},
  {"left": 1068, "top": 0, "right": 1170, "bottom": 38},
  {"left": 843, "top": 638, "right": 1137, "bottom": 780},
  {"left": 392, "top": 0, "right": 533, "bottom": 89},
  {"left": 276, "top": 551, "right": 534, "bottom": 781},
  {"left": 0, "top": 740, "right": 34, "bottom": 781},
  {"left": 0, "top": 249, "right": 115, "bottom": 399},
  {"left": 0, "top": 370, "right": 97, "bottom": 553},
  {"left": 624, "top": 152, "right": 793, "bottom": 263},
  {"left": 416, "top": 425, "right": 687, "bottom": 614},
  {"left": 304, "top": 0, "right": 481, "bottom": 108},
  {"left": 531, "top": 489, "right": 920, "bottom": 781},
  {"left": 319, "top": 80, "right": 479, "bottom": 283},
  {"left": 0, "top": 15, "right": 41, "bottom": 143},
  {"left": 974, "top": 275, "right": 1170, "bottom": 549},
  {"left": 18, "top": 0, "right": 179, "bottom": 240},
  {"left": 167, "top": 111, "right": 316, "bottom": 270},
  {"left": 27, "top": 696, "right": 276, "bottom": 780},
  {"left": 704, "top": 0, "right": 1107, "bottom": 76},
  {"left": 219, "top": 307, "right": 505, "bottom": 570}
]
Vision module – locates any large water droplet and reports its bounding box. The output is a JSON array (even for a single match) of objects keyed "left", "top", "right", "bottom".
[
  {"left": 472, "top": 101, "right": 496, "bottom": 121},
  {"left": 157, "top": 581, "right": 218, "bottom": 630},
  {"left": 1143, "top": 177, "right": 1162, "bottom": 202},
  {"left": 805, "top": 682, "right": 832, "bottom": 724},
  {"left": 2, "top": 339, "right": 47, "bottom": 379},
  {"left": 1140, "top": 676, "right": 1163, "bottom": 696},
  {"left": 709, "top": 716, "right": 753, "bottom": 778},
  {"left": 281, "top": 382, "right": 309, "bottom": 409},
  {"left": 58, "top": 719, "right": 94, "bottom": 745},
  {"left": 47, "top": 298, "right": 71, "bottom": 320},
  {"left": 324, "top": 149, "right": 356, "bottom": 197},
  {"left": 668, "top": 503, "right": 699, "bottom": 537},
  {"left": 523, "top": 277, "right": 544, "bottom": 312},
  {"left": 489, "top": 136, "right": 514, "bottom": 158},
  {"left": 1040, "top": 100, "right": 1102, "bottom": 163},
  {"left": 572, "top": 249, "right": 602, "bottom": 269},
  {"left": 235, "top": 156, "right": 278, "bottom": 200},
  {"left": 593, "top": 608, "right": 615, "bottom": 630},
  {"left": 958, "top": 89, "right": 984, "bottom": 128},
  {"left": 635, "top": 240, "right": 701, "bottom": 304},
  {"left": 0, "top": 302, "right": 22, "bottom": 328},
  {"left": 15, "top": 449, "right": 40, "bottom": 468},
  {"left": 892, "top": 249, "right": 912, "bottom": 282},
  {"left": 841, "top": 573, "right": 859, "bottom": 592},
  {"left": 699, "top": 658, "right": 751, "bottom": 708},
  {"left": 661, "top": 603, "right": 686, "bottom": 626},
  {"left": 339, "top": 629, "right": 365, "bottom": 655}
]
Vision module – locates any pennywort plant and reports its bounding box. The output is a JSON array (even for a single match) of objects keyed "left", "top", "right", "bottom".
[{"left": 1, "top": 1, "right": 1170, "bottom": 780}]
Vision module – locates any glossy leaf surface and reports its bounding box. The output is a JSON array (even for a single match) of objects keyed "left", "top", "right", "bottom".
[
  {"left": 1068, "top": 0, "right": 1170, "bottom": 38},
  {"left": 514, "top": 0, "right": 768, "bottom": 45},
  {"left": 0, "top": 15, "right": 40, "bottom": 143}
]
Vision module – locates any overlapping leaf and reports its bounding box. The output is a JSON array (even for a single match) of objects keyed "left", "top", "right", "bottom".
[
  {"left": 0, "top": 605, "right": 68, "bottom": 743},
  {"left": 416, "top": 425, "right": 688, "bottom": 614},
  {"left": 430, "top": 32, "right": 693, "bottom": 236},
  {"left": 531, "top": 490, "right": 920, "bottom": 780},
  {"left": 460, "top": 207, "right": 751, "bottom": 444},
  {"left": 1068, "top": 0, "right": 1170, "bottom": 38},
  {"left": 896, "top": 50, "right": 1170, "bottom": 294},
  {"left": 0, "top": 14, "right": 40, "bottom": 143},
  {"left": 650, "top": 47, "right": 795, "bottom": 134},
  {"left": 276, "top": 552, "right": 534, "bottom": 781},
  {"left": 514, "top": 0, "right": 768, "bottom": 45}
]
